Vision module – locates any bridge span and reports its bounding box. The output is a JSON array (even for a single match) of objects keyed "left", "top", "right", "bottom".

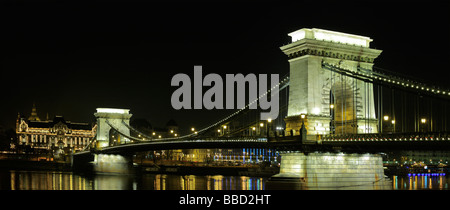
[
  {"left": 71, "top": 28, "right": 450, "bottom": 176},
  {"left": 76, "top": 138, "right": 271, "bottom": 155},
  {"left": 72, "top": 132, "right": 450, "bottom": 166}
]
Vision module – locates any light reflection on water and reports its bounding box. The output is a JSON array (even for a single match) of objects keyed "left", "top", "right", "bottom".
[
  {"left": 392, "top": 175, "right": 450, "bottom": 190},
  {"left": 1, "top": 171, "right": 266, "bottom": 190},
  {"left": 146, "top": 174, "right": 265, "bottom": 190},
  {"left": 2, "top": 170, "right": 450, "bottom": 190},
  {"left": 7, "top": 171, "right": 94, "bottom": 190}
]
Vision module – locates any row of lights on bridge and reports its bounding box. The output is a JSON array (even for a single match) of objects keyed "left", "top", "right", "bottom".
[
  {"left": 190, "top": 76, "right": 289, "bottom": 136},
  {"left": 129, "top": 76, "right": 287, "bottom": 140},
  {"left": 359, "top": 71, "right": 450, "bottom": 96},
  {"left": 383, "top": 115, "right": 427, "bottom": 124},
  {"left": 324, "top": 136, "right": 450, "bottom": 142},
  {"left": 137, "top": 130, "right": 179, "bottom": 140},
  {"left": 214, "top": 118, "right": 273, "bottom": 133},
  {"left": 328, "top": 64, "right": 450, "bottom": 97},
  {"left": 330, "top": 104, "right": 428, "bottom": 125}
]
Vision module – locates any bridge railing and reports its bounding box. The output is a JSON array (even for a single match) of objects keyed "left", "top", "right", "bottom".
[
  {"left": 104, "top": 135, "right": 268, "bottom": 148},
  {"left": 322, "top": 132, "right": 450, "bottom": 142}
]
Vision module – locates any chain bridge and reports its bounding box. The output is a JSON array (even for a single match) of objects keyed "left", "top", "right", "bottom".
[{"left": 72, "top": 28, "right": 450, "bottom": 174}]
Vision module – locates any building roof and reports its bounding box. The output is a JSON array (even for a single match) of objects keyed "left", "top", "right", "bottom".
[
  {"left": 27, "top": 103, "right": 41, "bottom": 121},
  {"left": 27, "top": 115, "right": 92, "bottom": 130}
]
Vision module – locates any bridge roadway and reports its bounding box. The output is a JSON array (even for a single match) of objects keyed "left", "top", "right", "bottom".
[
  {"left": 73, "top": 136, "right": 303, "bottom": 157},
  {"left": 70, "top": 136, "right": 301, "bottom": 169},
  {"left": 71, "top": 133, "right": 450, "bottom": 171},
  {"left": 320, "top": 132, "right": 450, "bottom": 152},
  {"left": 73, "top": 132, "right": 450, "bottom": 158}
]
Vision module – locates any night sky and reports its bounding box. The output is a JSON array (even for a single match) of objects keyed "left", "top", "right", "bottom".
[{"left": 1, "top": 1, "right": 449, "bottom": 134}]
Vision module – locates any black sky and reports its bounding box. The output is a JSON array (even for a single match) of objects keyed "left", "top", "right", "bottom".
[{"left": 1, "top": 1, "right": 449, "bottom": 133}]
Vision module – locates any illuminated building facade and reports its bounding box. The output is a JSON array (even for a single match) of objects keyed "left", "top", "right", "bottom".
[{"left": 16, "top": 104, "right": 96, "bottom": 153}]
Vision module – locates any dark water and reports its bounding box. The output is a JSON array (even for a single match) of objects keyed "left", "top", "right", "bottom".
[
  {"left": 0, "top": 170, "right": 449, "bottom": 190},
  {"left": 0, "top": 170, "right": 266, "bottom": 190}
]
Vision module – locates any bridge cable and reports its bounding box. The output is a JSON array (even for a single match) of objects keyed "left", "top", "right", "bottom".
[
  {"left": 322, "top": 62, "right": 450, "bottom": 100},
  {"left": 123, "top": 73, "right": 290, "bottom": 140}
]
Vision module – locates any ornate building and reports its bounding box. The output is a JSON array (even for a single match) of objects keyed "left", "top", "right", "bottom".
[{"left": 16, "top": 104, "right": 96, "bottom": 154}]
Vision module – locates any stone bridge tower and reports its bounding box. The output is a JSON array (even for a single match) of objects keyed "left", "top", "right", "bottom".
[
  {"left": 281, "top": 28, "right": 382, "bottom": 137},
  {"left": 94, "top": 108, "right": 132, "bottom": 148}
]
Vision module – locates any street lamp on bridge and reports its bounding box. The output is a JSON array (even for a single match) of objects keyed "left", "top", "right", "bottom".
[
  {"left": 329, "top": 104, "right": 335, "bottom": 134},
  {"left": 223, "top": 125, "right": 227, "bottom": 136},
  {"left": 421, "top": 118, "right": 426, "bottom": 124},
  {"left": 259, "top": 122, "right": 264, "bottom": 136},
  {"left": 267, "top": 118, "right": 272, "bottom": 137},
  {"left": 421, "top": 118, "right": 427, "bottom": 133},
  {"left": 191, "top": 127, "right": 198, "bottom": 135},
  {"left": 382, "top": 115, "right": 390, "bottom": 133},
  {"left": 391, "top": 120, "right": 396, "bottom": 133}
]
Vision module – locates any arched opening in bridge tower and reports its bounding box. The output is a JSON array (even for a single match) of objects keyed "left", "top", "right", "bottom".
[
  {"left": 109, "top": 129, "right": 120, "bottom": 146},
  {"left": 330, "top": 80, "right": 357, "bottom": 135}
]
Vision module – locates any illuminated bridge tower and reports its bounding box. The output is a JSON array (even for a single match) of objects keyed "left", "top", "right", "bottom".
[
  {"left": 281, "top": 28, "right": 382, "bottom": 137},
  {"left": 94, "top": 108, "right": 132, "bottom": 148}
]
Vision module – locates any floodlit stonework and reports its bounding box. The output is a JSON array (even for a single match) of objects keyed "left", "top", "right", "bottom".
[
  {"left": 274, "top": 152, "right": 392, "bottom": 189},
  {"left": 281, "top": 28, "right": 382, "bottom": 136},
  {"left": 94, "top": 108, "right": 132, "bottom": 148}
]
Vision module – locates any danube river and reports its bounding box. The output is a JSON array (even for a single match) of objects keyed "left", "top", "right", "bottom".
[
  {"left": 0, "top": 170, "right": 266, "bottom": 190},
  {"left": 0, "top": 170, "right": 449, "bottom": 190}
]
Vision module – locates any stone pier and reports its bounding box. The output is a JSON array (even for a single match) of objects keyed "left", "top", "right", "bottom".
[
  {"left": 93, "top": 154, "right": 133, "bottom": 174},
  {"left": 269, "top": 152, "right": 392, "bottom": 190}
]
